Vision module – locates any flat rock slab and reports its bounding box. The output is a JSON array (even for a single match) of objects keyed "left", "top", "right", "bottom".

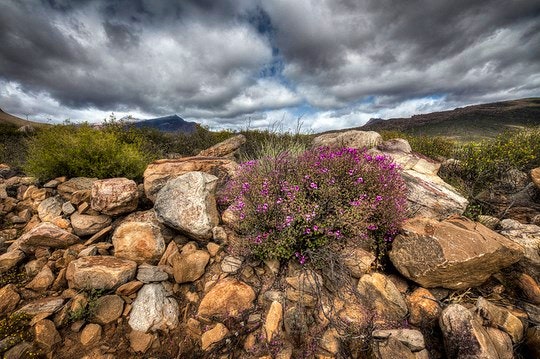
[
  {"left": 390, "top": 216, "right": 524, "bottom": 289},
  {"left": 312, "top": 130, "right": 383, "bottom": 149},
  {"left": 66, "top": 256, "right": 137, "bottom": 290},
  {"left": 19, "top": 222, "right": 80, "bottom": 250}
]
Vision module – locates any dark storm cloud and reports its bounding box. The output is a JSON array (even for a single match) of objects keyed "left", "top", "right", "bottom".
[{"left": 0, "top": 0, "right": 539, "bottom": 131}]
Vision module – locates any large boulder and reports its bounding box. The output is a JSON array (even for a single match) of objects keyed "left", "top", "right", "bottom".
[
  {"left": 154, "top": 172, "right": 220, "bottom": 241},
  {"left": 312, "top": 130, "right": 383, "bottom": 149},
  {"left": 112, "top": 221, "right": 166, "bottom": 264},
  {"left": 390, "top": 217, "right": 523, "bottom": 289},
  {"left": 499, "top": 219, "right": 540, "bottom": 281},
  {"left": 198, "top": 134, "right": 246, "bottom": 157},
  {"left": 66, "top": 256, "right": 137, "bottom": 290},
  {"left": 143, "top": 157, "right": 238, "bottom": 202},
  {"left": 91, "top": 178, "right": 138, "bottom": 215},
  {"left": 198, "top": 278, "right": 256, "bottom": 319},
  {"left": 128, "top": 283, "right": 179, "bottom": 333},
  {"left": 19, "top": 222, "right": 80, "bottom": 249}
]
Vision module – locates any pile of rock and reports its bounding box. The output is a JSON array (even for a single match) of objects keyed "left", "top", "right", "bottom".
[{"left": 0, "top": 132, "right": 539, "bottom": 358}]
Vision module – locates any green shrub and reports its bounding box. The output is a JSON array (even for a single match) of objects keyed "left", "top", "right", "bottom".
[
  {"left": 0, "top": 123, "right": 31, "bottom": 166},
  {"left": 218, "top": 147, "right": 407, "bottom": 262},
  {"left": 380, "top": 130, "right": 457, "bottom": 160},
  {"left": 24, "top": 123, "right": 153, "bottom": 180}
]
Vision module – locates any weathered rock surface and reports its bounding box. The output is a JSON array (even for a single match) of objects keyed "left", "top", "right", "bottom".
[
  {"left": 137, "top": 264, "right": 169, "bottom": 283},
  {"left": 19, "top": 222, "right": 80, "bottom": 249},
  {"left": 357, "top": 272, "right": 408, "bottom": 321},
  {"left": 70, "top": 212, "right": 112, "bottom": 237},
  {"left": 372, "top": 329, "right": 426, "bottom": 352},
  {"left": 341, "top": 246, "right": 375, "bottom": 278},
  {"left": 198, "top": 134, "right": 246, "bottom": 157},
  {"left": 25, "top": 264, "right": 54, "bottom": 291},
  {"left": 407, "top": 287, "right": 442, "bottom": 327},
  {"left": 264, "top": 301, "right": 283, "bottom": 342},
  {"left": 143, "top": 157, "right": 238, "bottom": 202},
  {"left": 128, "top": 283, "right": 179, "bottom": 333},
  {"left": 91, "top": 178, "right": 138, "bottom": 215},
  {"left": 129, "top": 330, "right": 154, "bottom": 353},
  {"left": 112, "top": 221, "right": 165, "bottom": 264},
  {"left": 476, "top": 297, "right": 524, "bottom": 343},
  {"left": 66, "top": 256, "right": 137, "bottom": 290},
  {"left": 198, "top": 278, "right": 256, "bottom": 319},
  {"left": 171, "top": 244, "right": 210, "bottom": 283},
  {"left": 57, "top": 177, "right": 96, "bottom": 202},
  {"left": 17, "top": 297, "right": 64, "bottom": 316},
  {"left": 34, "top": 319, "right": 61, "bottom": 350},
  {"left": 91, "top": 295, "right": 124, "bottom": 325},
  {"left": 499, "top": 219, "right": 540, "bottom": 281},
  {"left": 0, "top": 284, "right": 20, "bottom": 313},
  {"left": 0, "top": 249, "right": 25, "bottom": 273},
  {"left": 312, "top": 130, "right": 383, "bottom": 149},
  {"left": 80, "top": 323, "right": 102, "bottom": 346},
  {"left": 201, "top": 323, "right": 229, "bottom": 351},
  {"left": 37, "top": 196, "right": 63, "bottom": 222},
  {"left": 390, "top": 216, "right": 524, "bottom": 289},
  {"left": 154, "top": 171, "right": 219, "bottom": 241},
  {"left": 532, "top": 167, "right": 540, "bottom": 189}
]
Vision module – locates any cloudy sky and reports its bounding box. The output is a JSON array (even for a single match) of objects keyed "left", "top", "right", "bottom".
[{"left": 1, "top": 0, "right": 539, "bottom": 132}]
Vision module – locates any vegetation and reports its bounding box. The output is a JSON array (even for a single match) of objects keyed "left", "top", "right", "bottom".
[
  {"left": 380, "top": 130, "right": 457, "bottom": 160},
  {"left": 0, "top": 123, "right": 31, "bottom": 167}
]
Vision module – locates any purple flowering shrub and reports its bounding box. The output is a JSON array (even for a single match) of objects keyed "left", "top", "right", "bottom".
[{"left": 218, "top": 147, "right": 407, "bottom": 262}]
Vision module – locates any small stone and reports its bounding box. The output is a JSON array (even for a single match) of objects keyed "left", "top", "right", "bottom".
[
  {"left": 212, "top": 226, "right": 228, "bottom": 243},
  {"left": 112, "top": 221, "right": 166, "bottom": 264},
  {"left": 221, "top": 255, "right": 243, "bottom": 273},
  {"left": 71, "top": 212, "right": 112, "bottom": 237},
  {"left": 129, "top": 330, "right": 154, "bottom": 353},
  {"left": 476, "top": 297, "right": 524, "bottom": 343},
  {"left": 357, "top": 272, "right": 408, "bottom": 321},
  {"left": 78, "top": 246, "right": 98, "bottom": 257},
  {"left": 128, "top": 283, "right": 179, "bottom": 333},
  {"left": 17, "top": 297, "right": 64, "bottom": 316},
  {"left": 80, "top": 323, "right": 102, "bottom": 346},
  {"left": 91, "top": 295, "right": 124, "bottom": 325},
  {"left": 0, "top": 284, "right": 20, "bottom": 313},
  {"left": 26, "top": 265, "right": 55, "bottom": 291},
  {"left": 407, "top": 288, "right": 441, "bottom": 327},
  {"left": 34, "top": 319, "right": 61, "bottom": 350},
  {"left": 265, "top": 301, "right": 283, "bottom": 342},
  {"left": 171, "top": 246, "right": 210, "bottom": 283},
  {"left": 201, "top": 323, "right": 229, "bottom": 350},
  {"left": 37, "top": 196, "right": 63, "bottom": 222},
  {"left": 0, "top": 249, "right": 26, "bottom": 273},
  {"left": 206, "top": 242, "right": 220, "bottom": 257},
  {"left": 66, "top": 256, "right": 137, "bottom": 290},
  {"left": 116, "top": 281, "right": 144, "bottom": 296},
  {"left": 198, "top": 278, "right": 256, "bottom": 319},
  {"left": 137, "top": 264, "right": 169, "bottom": 283},
  {"left": 19, "top": 222, "right": 80, "bottom": 249},
  {"left": 320, "top": 328, "right": 340, "bottom": 355},
  {"left": 372, "top": 329, "right": 425, "bottom": 352},
  {"left": 62, "top": 202, "right": 76, "bottom": 215},
  {"left": 91, "top": 178, "right": 139, "bottom": 215}
]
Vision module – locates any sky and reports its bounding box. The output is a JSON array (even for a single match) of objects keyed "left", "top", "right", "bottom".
[{"left": 0, "top": 0, "right": 539, "bottom": 133}]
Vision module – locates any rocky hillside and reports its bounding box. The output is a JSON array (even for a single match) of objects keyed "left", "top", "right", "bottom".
[
  {"left": 1, "top": 132, "right": 539, "bottom": 358},
  {"left": 0, "top": 108, "right": 48, "bottom": 129}
]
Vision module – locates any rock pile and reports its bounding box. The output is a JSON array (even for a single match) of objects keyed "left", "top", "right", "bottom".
[{"left": 0, "top": 131, "right": 539, "bottom": 358}]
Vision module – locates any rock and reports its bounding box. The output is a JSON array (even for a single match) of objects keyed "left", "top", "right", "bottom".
[
  {"left": 407, "top": 287, "right": 441, "bottom": 327},
  {"left": 37, "top": 196, "right": 63, "bottom": 222},
  {"left": 71, "top": 212, "right": 112, "bottom": 237},
  {"left": 377, "top": 138, "right": 412, "bottom": 153},
  {"left": 206, "top": 242, "right": 221, "bottom": 257},
  {"left": 341, "top": 246, "right": 375, "bottom": 278},
  {"left": 57, "top": 177, "right": 97, "bottom": 202},
  {"left": 116, "top": 281, "right": 144, "bottom": 296},
  {"left": 26, "top": 265, "right": 54, "bottom": 291},
  {"left": 80, "top": 323, "right": 102, "bottom": 346},
  {"left": 513, "top": 272, "right": 540, "bottom": 305},
  {"left": 357, "top": 272, "right": 408, "bottom": 321},
  {"left": 171, "top": 245, "right": 210, "bottom": 283},
  {"left": 371, "top": 336, "right": 416, "bottom": 359},
  {"left": 320, "top": 327, "right": 340, "bottom": 355},
  {"left": 17, "top": 297, "right": 64, "bottom": 316},
  {"left": 0, "top": 284, "right": 20, "bottom": 313},
  {"left": 198, "top": 278, "right": 256, "bottom": 319},
  {"left": 34, "top": 319, "right": 61, "bottom": 350},
  {"left": 137, "top": 264, "right": 169, "bottom": 282},
  {"left": 78, "top": 245, "right": 98, "bottom": 257},
  {"left": 312, "top": 130, "right": 383, "bottom": 149},
  {"left": 129, "top": 330, "right": 154, "bottom": 353},
  {"left": 476, "top": 297, "right": 524, "bottom": 343},
  {"left": 532, "top": 167, "right": 540, "bottom": 189},
  {"left": 372, "top": 329, "right": 425, "bottom": 352},
  {"left": 265, "top": 301, "right": 283, "bottom": 342},
  {"left": 0, "top": 249, "right": 25, "bottom": 273},
  {"left": 484, "top": 327, "right": 513, "bottom": 359},
  {"left": 91, "top": 178, "right": 138, "bottom": 215},
  {"left": 66, "top": 256, "right": 137, "bottom": 290},
  {"left": 19, "top": 222, "right": 80, "bottom": 249},
  {"left": 198, "top": 134, "right": 246, "bottom": 157},
  {"left": 390, "top": 216, "right": 524, "bottom": 289},
  {"left": 154, "top": 171, "right": 220, "bottom": 241},
  {"left": 91, "top": 295, "right": 124, "bottom": 325},
  {"left": 62, "top": 201, "right": 76, "bottom": 215},
  {"left": 128, "top": 283, "right": 179, "bottom": 333},
  {"left": 476, "top": 182, "right": 540, "bottom": 223},
  {"left": 440, "top": 304, "right": 501, "bottom": 359},
  {"left": 525, "top": 326, "right": 540, "bottom": 358},
  {"left": 201, "top": 323, "right": 229, "bottom": 351},
  {"left": 112, "top": 221, "right": 165, "bottom": 264},
  {"left": 221, "top": 255, "right": 243, "bottom": 273},
  {"left": 3, "top": 341, "right": 34, "bottom": 359},
  {"left": 499, "top": 219, "right": 540, "bottom": 281},
  {"left": 143, "top": 157, "right": 238, "bottom": 202}
]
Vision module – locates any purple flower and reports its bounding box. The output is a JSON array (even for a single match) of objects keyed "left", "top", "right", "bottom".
[
  {"left": 376, "top": 195, "right": 383, "bottom": 201},
  {"left": 367, "top": 224, "right": 378, "bottom": 231},
  {"left": 309, "top": 182, "right": 318, "bottom": 189},
  {"left": 355, "top": 177, "right": 364, "bottom": 184}
]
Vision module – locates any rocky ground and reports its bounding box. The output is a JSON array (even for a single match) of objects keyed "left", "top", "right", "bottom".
[{"left": 1, "top": 132, "right": 539, "bottom": 358}]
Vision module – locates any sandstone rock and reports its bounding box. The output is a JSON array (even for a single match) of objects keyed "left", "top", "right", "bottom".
[
  {"left": 532, "top": 167, "right": 540, "bottom": 189},
  {"left": 206, "top": 242, "right": 221, "bottom": 257},
  {"left": 265, "top": 301, "right": 283, "bottom": 342},
  {"left": 407, "top": 287, "right": 441, "bottom": 327},
  {"left": 62, "top": 201, "right": 76, "bottom": 215},
  {"left": 357, "top": 272, "right": 408, "bottom": 321},
  {"left": 440, "top": 304, "right": 501, "bottom": 359},
  {"left": 221, "top": 255, "right": 243, "bottom": 273},
  {"left": 499, "top": 219, "right": 540, "bottom": 281},
  {"left": 26, "top": 264, "right": 54, "bottom": 291},
  {"left": 116, "top": 281, "right": 144, "bottom": 296},
  {"left": 171, "top": 245, "right": 210, "bottom": 283},
  {"left": 476, "top": 297, "right": 524, "bottom": 343},
  {"left": 57, "top": 177, "right": 97, "bottom": 202},
  {"left": 0, "top": 249, "right": 25, "bottom": 273},
  {"left": 37, "top": 196, "right": 63, "bottom": 222},
  {"left": 390, "top": 216, "right": 523, "bottom": 289},
  {"left": 198, "top": 278, "right": 256, "bottom": 319},
  {"left": 320, "top": 327, "right": 340, "bottom": 355},
  {"left": 377, "top": 138, "right": 412, "bottom": 153},
  {"left": 372, "top": 329, "right": 425, "bottom": 352},
  {"left": 17, "top": 297, "right": 64, "bottom": 316},
  {"left": 3, "top": 341, "right": 34, "bottom": 359},
  {"left": 91, "top": 178, "right": 138, "bottom": 215},
  {"left": 80, "top": 323, "right": 102, "bottom": 346},
  {"left": 144, "top": 157, "right": 238, "bottom": 202},
  {"left": 201, "top": 323, "right": 229, "bottom": 351},
  {"left": 128, "top": 283, "right": 179, "bottom": 333},
  {"left": 91, "top": 295, "right": 124, "bottom": 325},
  {"left": 66, "top": 256, "right": 137, "bottom": 290},
  {"left": 513, "top": 272, "right": 540, "bottom": 305},
  {"left": 112, "top": 221, "right": 165, "bottom": 264},
  {"left": 19, "top": 222, "right": 80, "bottom": 250},
  {"left": 198, "top": 134, "right": 246, "bottom": 157},
  {"left": 484, "top": 327, "right": 513, "bottom": 359},
  {"left": 129, "top": 330, "right": 154, "bottom": 353},
  {"left": 371, "top": 336, "right": 416, "bottom": 359},
  {"left": 137, "top": 264, "right": 169, "bottom": 282},
  {"left": 154, "top": 171, "right": 220, "bottom": 241},
  {"left": 71, "top": 212, "right": 112, "bottom": 237},
  {"left": 158, "top": 241, "right": 179, "bottom": 266},
  {"left": 0, "top": 284, "right": 20, "bottom": 313},
  {"left": 342, "top": 247, "right": 375, "bottom": 278},
  {"left": 34, "top": 319, "right": 61, "bottom": 350},
  {"left": 312, "top": 130, "right": 382, "bottom": 149},
  {"left": 78, "top": 245, "right": 98, "bottom": 257}
]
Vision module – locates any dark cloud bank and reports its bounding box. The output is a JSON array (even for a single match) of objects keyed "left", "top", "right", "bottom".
[{"left": 1, "top": 0, "right": 539, "bottom": 131}]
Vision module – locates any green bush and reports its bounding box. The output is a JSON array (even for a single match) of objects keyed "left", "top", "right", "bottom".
[
  {"left": 24, "top": 123, "right": 153, "bottom": 180},
  {"left": 218, "top": 147, "right": 407, "bottom": 262},
  {"left": 380, "top": 130, "right": 457, "bottom": 160},
  {"left": 0, "top": 123, "right": 31, "bottom": 166}
]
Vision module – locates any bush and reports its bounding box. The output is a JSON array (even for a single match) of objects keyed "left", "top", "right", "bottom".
[
  {"left": 0, "top": 123, "right": 31, "bottom": 166},
  {"left": 380, "top": 130, "right": 457, "bottom": 160},
  {"left": 238, "top": 129, "right": 312, "bottom": 161},
  {"left": 24, "top": 123, "right": 153, "bottom": 180},
  {"left": 218, "top": 147, "right": 407, "bottom": 262}
]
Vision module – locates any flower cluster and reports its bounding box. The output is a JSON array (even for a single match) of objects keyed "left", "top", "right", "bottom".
[{"left": 218, "top": 147, "right": 407, "bottom": 262}]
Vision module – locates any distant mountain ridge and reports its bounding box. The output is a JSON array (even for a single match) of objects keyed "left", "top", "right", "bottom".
[
  {"left": 358, "top": 98, "right": 540, "bottom": 140},
  {"left": 132, "top": 114, "right": 197, "bottom": 133},
  {"left": 0, "top": 108, "right": 49, "bottom": 128}
]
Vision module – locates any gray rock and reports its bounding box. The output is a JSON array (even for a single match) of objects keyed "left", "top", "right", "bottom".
[
  {"left": 499, "top": 219, "right": 540, "bottom": 282},
  {"left": 128, "top": 283, "right": 179, "bottom": 333},
  {"left": 71, "top": 212, "right": 112, "bottom": 237},
  {"left": 312, "top": 130, "right": 383, "bottom": 149},
  {"left": 221, "top": 256, "right": 243, "bottom": 273},
  {"left": 62, "top": 201, "right": 76, "bottom": 215},
  {"left": 37, "top": 196, "right": 64, "bottom": 222},
  {"left": 137, "top": 264, "right": 169, "bottom": 283}
]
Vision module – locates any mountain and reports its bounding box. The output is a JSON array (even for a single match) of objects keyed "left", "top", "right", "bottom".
[
  {"left": 0, "top": 108, "right": 49, "bottom": 128},
  {"left": 358, "top": 98, "right": 540, "bottom": 140},
  {"left": 132, "top": 114, "right": 197, "bottom": 133}
]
